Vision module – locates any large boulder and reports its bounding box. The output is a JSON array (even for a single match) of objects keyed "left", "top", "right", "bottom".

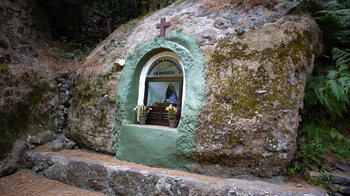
[
  {"left": 192, "top": 16, "right": 322, "bottom": 177},
  {"left": 67, "top": 0, "right": 323, "bottom": 177}
]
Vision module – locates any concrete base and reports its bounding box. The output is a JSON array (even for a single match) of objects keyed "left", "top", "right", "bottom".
[
  {"left": 117, "top": 124, "right": 178, "bottom": 169},
  {"left": 23, "top": 145, "right": 327, "bottom": 196}
]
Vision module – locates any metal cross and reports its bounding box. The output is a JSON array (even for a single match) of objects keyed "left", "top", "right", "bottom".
[{"left": 156, "top": 18, "right": 170, "bottom": 37}]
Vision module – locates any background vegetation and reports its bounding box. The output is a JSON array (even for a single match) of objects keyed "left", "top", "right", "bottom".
[{"left": 42, "top": 0, "right": 171, "bottom": 48}]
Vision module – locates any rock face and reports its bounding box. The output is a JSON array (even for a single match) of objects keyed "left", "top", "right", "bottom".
[
  {"left": 68, "top": 0, "right": 323, "bottom": 177},
  {"left": 0, "top": 0, "right": 51, "bottom": 62},
  {"left": 0, "top": 0, "right": 63, "bottom": 172}
]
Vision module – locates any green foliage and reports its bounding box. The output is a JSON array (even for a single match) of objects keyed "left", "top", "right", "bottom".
[
  {"left": 48, "top": 37, "right": 92, "bottom": 61},
  {"left": 288, "top": 125, "right": 350, "bottom": 175},
  {"left": 295, "top": 126, "right": 328, "bottom": 168},
  {"left": 287, "top": 161, "right": 301, "bottom": 175},
  {"left": 173, "top": 0, "right": 181, "bottom": 6},
  {"left": 134, "top": 104, "right": 151, "bottom": 118},
  {"left": 165, "top": 104, "right": 178, "bottom": 120},
  {"left": 299, "top": 0, "right": 350, "bottom": 49},
  {"left": 50, "top": 48, "right": 74, "bottom": 59},
  {"left": 60, "top": 36, "right": 82, "bottom": 50},
  {"left": 308, "top": 169, "right": 334, "bottom": 194},
  {"left": 96, "top": 0, "right": 140, "bottom": 23},
  {"left": 313, "top": 0, "right": 350, "bottom": 48},
  {"left": 305, "top": 48, "right": 350, "bottom": 120}
]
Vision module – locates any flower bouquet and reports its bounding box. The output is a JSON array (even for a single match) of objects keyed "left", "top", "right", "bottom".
[
  {"left": 165, "top": 104, "right": 178, "bottom": 128},
  {"left": 134, "top": 104, "right": 151, "bottom": 125}
]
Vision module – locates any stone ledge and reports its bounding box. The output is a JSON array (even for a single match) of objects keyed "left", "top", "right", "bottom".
[{"left": 23, "top": 145, "right": 327, "bottom": 196}]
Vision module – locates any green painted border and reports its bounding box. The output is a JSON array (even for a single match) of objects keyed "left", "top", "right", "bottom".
[{"left": 113, "top": 31, "right": 206, "bottom": 169}]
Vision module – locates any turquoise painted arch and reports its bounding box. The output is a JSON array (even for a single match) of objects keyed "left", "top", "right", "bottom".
[{"left": 113, "top": 32, "right": 206, "bottom": 169}]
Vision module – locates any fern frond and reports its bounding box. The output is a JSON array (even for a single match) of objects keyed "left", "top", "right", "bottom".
[
  {"left": 333, "top": 51, "right": 350, "bottom": 63},
  {"left": 323, "top": 0, "right": 341, "bottom": 7},
  {"left": 340, "top": 72, "right": 350, "bottom": 78},
  {"left": 327, "top": 70, "right": 338, "bottom": 79},
  {"left": 334, "top": 9, "right": 350, "bottom": 15},
  {"left": 327, "top": 79, "right": 343, "bottom": 100},
  {"left": 329, "top": 128, "right": 345, "bottom": 140},
  {"left": 338, "top": 77, "right": 350, "bottom": 92},
  {"left": 338, "top": 64, "right": 349, "bottom": 73},
  {"left": 332, "top": 47, "right": 350, "bottom": 67},
  {"left": 314, "top": 1, "right": 350, "bottom": 46}
]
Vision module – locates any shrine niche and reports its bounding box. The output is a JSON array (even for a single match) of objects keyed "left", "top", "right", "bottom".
[
  {"left": 138, "top": 52, "right": 184, "bottom": 126},
  {"left": 113, "top": 30, "right": 206, "bottom": 169}
]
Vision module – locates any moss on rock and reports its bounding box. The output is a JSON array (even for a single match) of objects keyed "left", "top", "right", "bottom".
[
  {"left": 193, "top": 18, "right": 318, "bottom": 177},
  {"left": 0, "top": 64, "right": 10, "bottom": 73},
  {"left": 66, "top": 68, "right": 121, "bottom": 153},
  {"left": 205, "top": 28, "right": 312, "bottom": 120},
  {"left": 0, "top": 81, "right": 52, "bottom": 160}
]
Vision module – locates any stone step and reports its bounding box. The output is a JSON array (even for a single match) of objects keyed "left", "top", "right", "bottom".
[{"left": 23, "top": 144, "right": 327, "bottom": 196}]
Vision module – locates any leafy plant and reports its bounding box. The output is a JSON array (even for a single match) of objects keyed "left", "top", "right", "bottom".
[
  {"left": 308, "top": 169, "right": 334, "bottom": 194},
  {"left": 305, "top": 48, "right": 350, "bottom": 121},
  {"left": 289, "top": 125, "right": 350, "bottom": 175},
  {"left": 165, "top": 104, "right": 178, "bottom": 120},
  {"left": 134, "top": 104, "right": 152, "bottom": 118}
]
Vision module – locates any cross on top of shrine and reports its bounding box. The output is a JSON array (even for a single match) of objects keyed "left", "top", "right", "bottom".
[{"left": 156, "top": 18, "right": 170, "bottom": 37}]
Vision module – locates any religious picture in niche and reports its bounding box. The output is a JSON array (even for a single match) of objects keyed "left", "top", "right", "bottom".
[
  {"left": 147, "top": 82, "right": 180, "bottom": 106},
  {"left": 144, "top": 56, "right": 183, "bottom": 126}
]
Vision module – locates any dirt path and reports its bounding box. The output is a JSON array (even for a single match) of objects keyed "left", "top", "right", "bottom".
[{"left": 0, "top": 169, "right": 105, "bottom": 196}]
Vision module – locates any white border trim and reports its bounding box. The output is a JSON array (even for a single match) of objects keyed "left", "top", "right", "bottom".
[{"left": 138, "top": 51, "right": 186, "bottom": 109}]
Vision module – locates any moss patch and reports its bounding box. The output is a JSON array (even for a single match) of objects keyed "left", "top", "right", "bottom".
[
  {"left": 72, "top": 76, "right": 110, "bottom": 129},
  {"left": 0, "top": 64, "right": 10, "bottom": 73},
  {"left": 205, "top": 28, "right": 312, "bottom": 121},
  {"left": 193, "top": 27, "right": 314, "bottom": 170},
  {"left": 0, "top": 82, "right": 51, "bottom": 160}
]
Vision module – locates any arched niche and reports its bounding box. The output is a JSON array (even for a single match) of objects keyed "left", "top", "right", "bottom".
[
  {"left": 114, "top": 32, "right": 206, "bottom": 170},
  {"left": 138, "top": 51, "right": 186, "bottom": 126}
]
